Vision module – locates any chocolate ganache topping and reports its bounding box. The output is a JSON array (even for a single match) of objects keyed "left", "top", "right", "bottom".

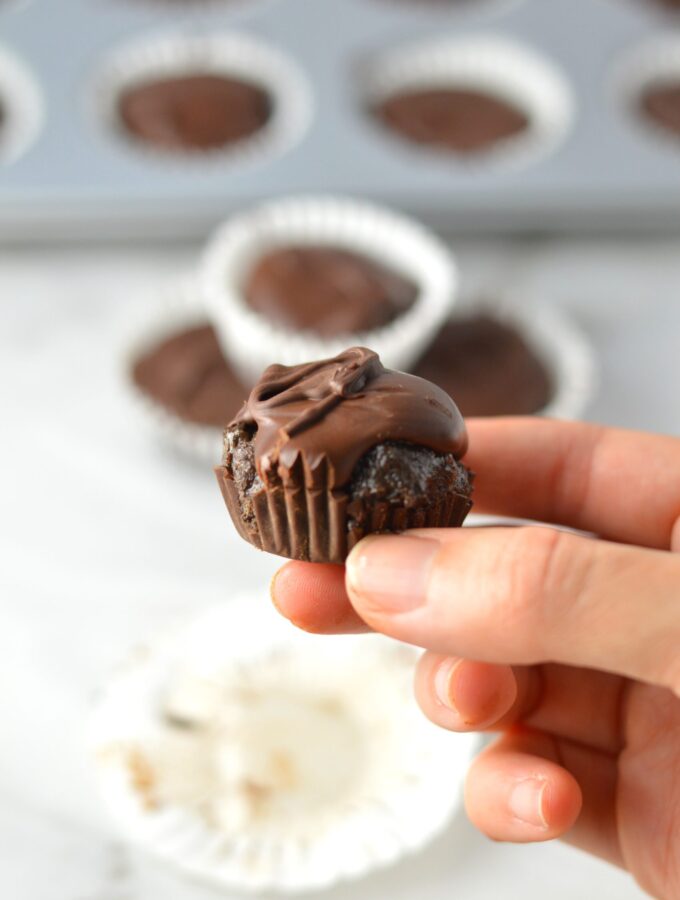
[{"left": 230, "top": 347, "right": 468, "bottom": 489}]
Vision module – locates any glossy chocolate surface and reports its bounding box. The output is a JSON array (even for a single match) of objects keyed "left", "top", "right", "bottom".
[
  {"left": 118, "top": 74, "right": 271, "bottom": 151},
  {"left": 244, "top": 245, "right": 417, "bottom": 337}
]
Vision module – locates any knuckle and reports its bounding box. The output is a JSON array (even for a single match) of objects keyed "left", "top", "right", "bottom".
[{"left": 497, "top": 526, "right": 574, "bottom": 634}]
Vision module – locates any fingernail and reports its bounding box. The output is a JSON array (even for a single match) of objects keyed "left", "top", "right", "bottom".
[
  {"left": 269, "top": 569, "right": 282, "bottom": 612},
  {"left": 346, "top": 535, "right": 438, "bottom": 613},
  {"left": 508, "top": 779, "right": 549, "bottom": 830},
  {"left": 434, "top": 658, "right": 465, "bottom": 713}
]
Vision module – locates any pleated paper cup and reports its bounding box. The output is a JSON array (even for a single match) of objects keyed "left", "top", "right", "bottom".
[
  {"left": 89, "top": 595, "right": 477, "bottom": 893},
  {"left": 216, "top": 454, "right": 472, "bottom": 563},
  {"left": 0, "top": 43, "right": 43, "bottom": 165},
  {"left": 200, "top": 195, "right": 458, "bottom": 383},
  {"left": 91, "top": 30, "right": 312, "bottom": 165},
  {"left": 363, "top": 35, "right": 574, "bottom": 169}
]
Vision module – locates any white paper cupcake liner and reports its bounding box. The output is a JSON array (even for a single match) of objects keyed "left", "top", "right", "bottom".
[
  {"left": 123, "top": 276, "right": 241, "bottom": 465},
  {"left": 89, "top": 594, "right": 478, "bottom": 894},
  {"left": 456, "top": 296, "right": 597, "bottom": 420},
  {"left": 90, "top": 31, "right": 312, "bottom": 165},
  {"left": 614, "top": 36, "right": 680, "bottom": 153},
  {"left": 362, "top": 35, "right": 574, "bottom": 169},
  {"left": 200, "top": 195, "right": 458, "bottom": 382},
  {"left": 0, "top": 43, "right": 43, "bottom": 165}
]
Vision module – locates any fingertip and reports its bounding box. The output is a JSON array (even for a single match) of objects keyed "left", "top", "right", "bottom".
[
  {"left": 465, "top": 748, "right": 582, "bottom": 843},
  {"left": 271, "top": 560, "right": 369, "bottom": 635},
  {"left": 448, "top": 659, "right": 518, "bottom": 727},
  {"left": 415, "top": 653, "right": 518, "bottom": 732},
  {"left": 269, "top": 561, "right": 303, "bottom": 621},
  {"left": 541, "top": 767, "right": 582, "bottom": 835}
]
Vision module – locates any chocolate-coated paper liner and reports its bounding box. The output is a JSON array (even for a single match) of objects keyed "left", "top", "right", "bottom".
[{"left": 216, "top": 465, "right": 472, "bottom": 563}]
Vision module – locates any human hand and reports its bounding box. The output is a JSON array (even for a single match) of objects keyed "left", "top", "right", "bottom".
[{"left": 271, "top": 418, "right": 680, "bottom": 899}]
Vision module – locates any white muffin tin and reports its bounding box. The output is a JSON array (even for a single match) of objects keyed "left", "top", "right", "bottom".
[{"left": 1, "top": 0, "right": 679, "bottom": 238}]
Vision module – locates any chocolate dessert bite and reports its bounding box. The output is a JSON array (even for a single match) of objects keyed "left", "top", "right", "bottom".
[
  {"left": 372, "top": 87, "right": 529, "bottom": 155},
  {"left": 131, "top": 324, "right": 247, "bottom": 426},
  {"left": 118, "top": 73, "right": 271, "bottom": 152},
  {"left": 640, "top": 81, "right": 680, "bottom": 139},
  {"left": 244, "top": 245, "right": 418, "bottom": 337},
  {"left": 412, "top": 314, "right": 553, "bottom": 416},
  {"left": 216, "top": 347, "right": 472, "bottom": 563}
]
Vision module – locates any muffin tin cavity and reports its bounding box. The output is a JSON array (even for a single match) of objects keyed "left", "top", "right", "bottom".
[
  {"left": 616, "top": 38, "right": 680, "bottom": 151},
  {"left": 0, "top": 45, "right": 42, "bottom": 165},
  {"left": 363, "top": 37, "right": 574, "bottom": 168},
  {"left": 92, "top": 32, "right": 312, "bottom": 164}
]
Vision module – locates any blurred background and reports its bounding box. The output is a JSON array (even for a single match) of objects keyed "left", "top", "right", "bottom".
[{"left": 2, "top": 0, "right": 679, "bottom": 898}]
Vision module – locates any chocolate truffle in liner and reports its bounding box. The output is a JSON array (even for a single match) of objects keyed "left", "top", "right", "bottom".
[
  {"left": 412, "top": 314, "right": 553, "bottom": 416},
  {"left": 640, "top": 82, "right": 680, "bottom": 139},
  {"left": 131, "top": 324, "right": 248, "bottom": 426},
  {"left": 244, "top": 245, "right": 418, "bottom": 338},
  {"left": 118, "top": 74, "right": 271, "bottom": 152},
  {"left": 372, "top": 87, "right": 529, "bottom": 156},
  {"left": 215, "top": 347, "right": 473, "bottom": 563}
]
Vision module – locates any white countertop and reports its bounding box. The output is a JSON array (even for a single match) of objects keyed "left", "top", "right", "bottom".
[{"left": 2, "top": 237, "right": 678, "bottom": 900}]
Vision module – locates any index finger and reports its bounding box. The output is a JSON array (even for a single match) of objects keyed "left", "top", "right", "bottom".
[{"left": 466, "top": 418, "right": 680, "bottom": 550}]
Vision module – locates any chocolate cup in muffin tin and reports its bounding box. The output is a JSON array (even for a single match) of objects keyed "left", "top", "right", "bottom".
[
  {"left": 362, "top": 36, "right": 574, "bottom": 168},
  {"left": 200, "top": 196, "right": 457, "bottom": 383},
  {"left": 0, "top": 44, "right": 43, "bottom": 165},
  {"left": 92, "top": 32, "right": 312, "bottom": 164},
  {"left": 615, "top": 37, "right": 680, "bottom": 154},
  {"left": 243, "top": 245, "right": 419, "bottom": 338},
  {"left": 124, "top": 278, "right": 246, "bottom": 463},
  {"left": 118, "top": 74, "right": 273, "bottom": 153}
]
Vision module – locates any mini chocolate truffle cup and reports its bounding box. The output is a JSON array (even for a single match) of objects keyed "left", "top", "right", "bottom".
[
  {"left": 216, "top": 447, "right": 472, "bottom": 563},
  {"left": 0, "top": 44, "right": 43, "bottom": 165},
  {"left": 215, "top": 348, "right": 473, "bottom": 563},
  {"left": 506, "top": 303, "right": 596, "bottom": 421},
  {"left": 201, "top": 195, "right": 458, "bottom": 383},
  {"left": 362, "top": 36, "right": 573, "bottom": 168},
  {"left": 124, "top": 276, "right": 238, "bottom": 464},
  {"left": 91, "top": 32, "right": 312, "bottom": 163},
  {"left": 427, "top": 298, "right": 596, "bottom": 421},
  {"left": 615, "top": 36, "right": 680, "bottom": 153}
]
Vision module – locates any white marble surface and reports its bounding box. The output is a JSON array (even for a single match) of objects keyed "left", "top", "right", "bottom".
[{"left": 2, "top": 238, "right": 679, "bottom": 900}]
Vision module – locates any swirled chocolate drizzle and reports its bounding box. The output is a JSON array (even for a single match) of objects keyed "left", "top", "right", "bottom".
[{"left": 230, "top": 347, "right": 468, "bottom": 489}]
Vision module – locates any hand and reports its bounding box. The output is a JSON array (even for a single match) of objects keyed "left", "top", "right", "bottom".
[{"left": 271, "top": 418, "right": 680, "bottom": 899}]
